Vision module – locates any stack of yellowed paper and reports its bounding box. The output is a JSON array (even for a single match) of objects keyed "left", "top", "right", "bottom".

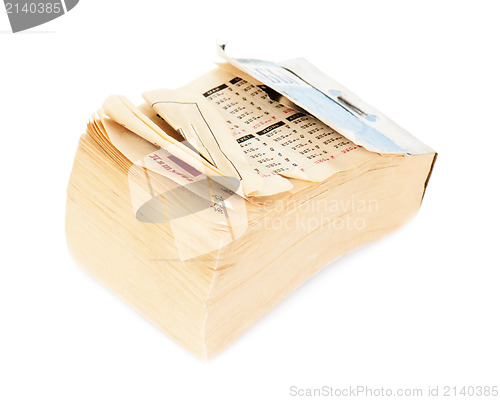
[{"left": 66, "top": 45, "right": 436, "bottom": 359}]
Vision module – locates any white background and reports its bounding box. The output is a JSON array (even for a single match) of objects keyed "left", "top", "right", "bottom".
[{"left": 1, "top": 1, "right": 499, "bottom": 399}]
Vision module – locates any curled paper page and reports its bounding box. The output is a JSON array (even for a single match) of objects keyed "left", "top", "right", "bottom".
[
  {"left": 102, "top": 95, "right": 224, "bottom": 180},
  {"left": 90, "top": 110, "right": 245, "bottom": 202},
  {"left": 142, "top": 88, "right": 293, "bottom": 197},
  {"left": 217, "top": 43, "right": 433, "bottom": 155},
  {"left": 143, "top": 66, "right": 377, "bottom": 197}
]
